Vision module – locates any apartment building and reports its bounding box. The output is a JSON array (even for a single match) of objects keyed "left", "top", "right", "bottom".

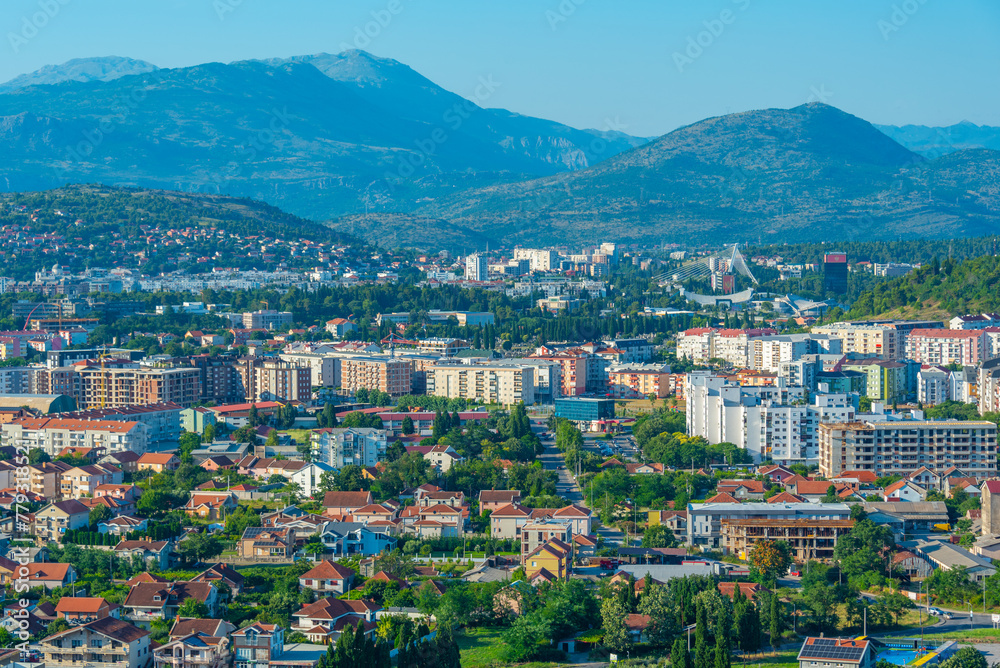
[
  {"left": 750, "top": 334, "right": 842, "bottom": 372},
  {"left": 812, "top": 323, "right": 901, "bottom": 360},
  {"left": 530, "top": 348, "right": 590, "bottom": 396},
  {"left": 430, "top": 362, "right": 536, "bottom": 406},
  {"left": 723, "top": 516, "right": 855, "bottom": 562},
  {"left": 39, "top": 617, "right": 152, "bottom": 668},
  {"left": 60, "top": 464, "right": 124, "bottom": 499},
  {"left": 607, "top": 363, "right": 673, "bottom": 399},
  {"left": 279, "top": 352, "right": 337, "bottom": 388},
  {"left": 841, "top": 359, "right": 908, "bottom": 404},
  {"left": 917, "top": 366, "right": 950, "bottom": 405},
  {"left": 512, "top": 248, "right": 559, "bottom": 271},
  {"left": 311, "top": 428, "right": 387, "bottom": 469},
  {"left": 677, "top": 328, "right": 716, "bottom": 363},
  {"left": 906, "top": 329, "right": 987, "bottom": 366},
  {"left": 339, "top": 356, "right": 412, "bottom": 397},
  {"left": 37, "top": 362, "right": 201, "bottom": 409},
  {"left": 686, "top": 372, "right": 858, "bottom": 464},
  {"left": 818, "top": 419, "right": 998, "bottom": 478},
  {"left": 242, "top": 310, "right": 292, "bottom": 330},
  {"left": 687, "top": 502, "right": 851, "bottom": 550},
  {"left": 2, "top": 417, "right": 149, "bottom": 456},
  {"left": 237, "top": 357, "right": 311, "bottom": 403},
  {"left": 53, "top": 402, "right": 183, "bottom": 451}
]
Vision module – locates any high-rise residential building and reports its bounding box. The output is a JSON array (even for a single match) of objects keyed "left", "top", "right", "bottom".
[
  {"left": 237, "top": 358, "right": 311, "bottom": 403},
  {"left": 35, "top": 362, "right": 201, "bottom": 408},
  {"left": 311, "top": 428, "right": 387, "bottom": 469},
  {"left": 512, "top": 248, "right": 559, "bottom": 272},
  {"left": 464, "top": 254, "right": 489, "bottom": 281},
  {"left": 430, "top": 362, "right": 536, "bottom": 406},
  {"left": 917, "top": 366, "right": 950, "bottom": 406},
  {"left": 823, "top": 252, "right": 848, "bottom": 293},
  {"left": 812, "top": 323, "right": 901, "bottom": 361},
  {"left": 338, "top": 356, "right": 412, "bottom": 397},
  {"left": 841, "top": 358, "right": 908, "bottom": 404},
  {"left": 685, "top": 372, "right": 855, "bottom": 465},
  {"left": 242, "top": 310, "right": 293, "bottom": 331},
  {"left": 818, "top": 419, "right": 997, "bottom": 478},
  {"left": 906, "top": 329, "right": 988, "bottom": 366}
]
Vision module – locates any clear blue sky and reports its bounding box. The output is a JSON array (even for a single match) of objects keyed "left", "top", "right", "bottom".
[{"left": 3, "top": 0, "right": 998, "bottom": 137}]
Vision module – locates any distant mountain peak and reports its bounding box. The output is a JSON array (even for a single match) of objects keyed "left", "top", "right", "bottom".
[{"left": 0, "top": 56, "right": 158, "bottom": 93}]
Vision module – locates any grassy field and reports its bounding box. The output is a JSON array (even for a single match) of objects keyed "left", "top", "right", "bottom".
[
  {"left": 456, "top": 627, "right": 508, "bottom": 667},
  {"left": 280, "top": 429, "right": 312, "bottom": 444},
  {"left": 909, "top": 628, "right": 1000, "bottom": 643}
]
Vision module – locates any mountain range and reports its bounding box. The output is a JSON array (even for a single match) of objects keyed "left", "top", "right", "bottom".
[{"left": 0, "top": 54, "right": 998, "bottom": 250}]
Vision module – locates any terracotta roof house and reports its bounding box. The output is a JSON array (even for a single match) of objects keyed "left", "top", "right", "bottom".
[
  {"left": 704, "top": 492, "right": 741, "bottom": 504},
  {"left": 291, "top": 597, "right": 377, "bottom": 645},
  {"left": 114, "top": 539, "right": 171, "bottom": 570},
  {"left": 55, "top": 596, "right": 114, "bottom": 625},
  {"left": 239, "top": 527, "right": 296, "bottom": 559},
  {"left": 191, "top": 563, "right": 245, "bottom": 595},
  {"left": 136, "top": 452, "right": 180, "bottom": 472},
  {"left": 322, "top": 490, "right": 374, "bottom": 520},
  {"left": 882, "top": 480, "right": 928, "bottom": 503},
  {"left": 758, "top": 464, "right": 795, "bottom": 483},
  {"left": 39, "top": 617, "right": 151, "bottom": 667},
  {"left": 763, "top": 489, "right": 806, "bottom": 504},
  {"left": 22, "top": 562, "right": 77, "bottom": 590},
  {"left": 479, "top": 489, "right": 522, "bottom": 513},
  {"left": 183, "top": 493, "right": 238, "bottom": 521},
  {"left": 717, "top": 480, "right": 766, "bottom": 499},
  {"left": 718, "top": 581, "right": 766, "bottom": 600},
  {"left": 299, "top": 560, "right": 356, "bottom": 595},
  {"left": 123, "top": 581, "right": 219, "bottom": 623}
]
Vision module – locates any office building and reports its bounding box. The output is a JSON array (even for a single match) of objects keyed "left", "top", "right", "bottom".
[
  {"left": 553, "top": 397, "right": 615, "bottom": 422},
  {"left": 823, "top": 252, "right": 848, "bottom": 293}
]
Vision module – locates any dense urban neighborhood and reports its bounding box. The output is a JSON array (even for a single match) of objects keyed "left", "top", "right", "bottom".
[{"left": 0, "top": 212, "right": 997, "bottom": 668}]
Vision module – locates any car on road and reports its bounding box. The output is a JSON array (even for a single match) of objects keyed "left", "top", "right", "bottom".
[{"left": 927, "top": 608, "right": 943, "bottom": 616}]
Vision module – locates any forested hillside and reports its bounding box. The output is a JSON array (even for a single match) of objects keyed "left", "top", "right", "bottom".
[{"left": 845, "top": 255, "right": 1000, "bottom": 320}]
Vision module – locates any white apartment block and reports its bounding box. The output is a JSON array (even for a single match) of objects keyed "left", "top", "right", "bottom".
[
  {"left": 430, "top": 363, "right": 536, "bottom": 406},
  {"left": 686, "top": 372, "right": 853, "bottom": 465},
  {"left": 280, "top": 352, "right": 338, "bottom": 387},
  {"left": 750, "top": 334, "right": 842, "bottom": 372},
  {"left": 818, "top": 420, "right": 997, "bottom": 478},
  {"left": 917, "top": 367, "right": 950, "bottom": 406},
  {"left": 676, "top": 328, "right": 777, "bottom": 367},
  {"left": 676, "top": 328, "right": 715, "bottom": 364},
  {"left": 2, "top": 418, "right": 149, "bottom": 456},
  {"left": 512, "top": 248, "right": 559, "bottom": 272},
  {"left": 311, "top": 428, "right": 387, "bottom": 469},
  {"left": 465, "top": 254, "right": 489, "bottom": 281}
]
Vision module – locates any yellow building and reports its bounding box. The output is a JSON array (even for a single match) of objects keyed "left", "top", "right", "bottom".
[{"left": 524, "top": 538, "right": 572, "bottom": 581}]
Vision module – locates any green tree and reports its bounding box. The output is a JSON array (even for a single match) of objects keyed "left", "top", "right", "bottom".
[
  {"left": 747, "top": 540, "right": 793, "bottom": 588},
  {"left": 714, "top": 608, "right": 731, "bottom": 668},
  {"left": 695, "top": 600, "right": 711, "bottom": 668},
  {"left": 89, "top": 504, "right": 112, "bottom": 527},
  {"left": 601, "top": 594, "right": 632, "bottom": 654},
  {"left": 402, "top": 415, "right": 415, "bottom": 435},
  {"left": 638, "top": 582, "right": 679, "bottom": 647},
  {"left": 939, "top": 646, "right": 988, "bottom": 668},
  {"left": 769, "top": 594, "right": 782, "bottom": 648},
  {"left": 673, "top": 635, "right": 693, "bottom": 668},
  {"left": 177, "top": 597, "right": 209, "bottom": 618},
  {"left": 834, "top": 518, "right": 896, "bottom": 583}
]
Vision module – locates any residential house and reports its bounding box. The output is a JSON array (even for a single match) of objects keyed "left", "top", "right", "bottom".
[
  {"left": 318, "top": 521, "right": 397, "bottom": 557},
  {"left": 479, "top": 490, "right": 522, "bottom": 514},
  {"left": 524, "top": 538, "right": 572, "bottom": 581},
  {"left": 232, "top": 623, "right": 284, "bottom": 668},
  {"left": 99, "top": 514, "right": 148, "bottom": 535},
  {"left": 183, "top": 493, "right": 238, "bottom": 521},
  {"left": 33, "top": 499, "right": 90, "bottom": 543},
  {"left": 290, "top": 461, "right": 335, "bottom": 499},
  {"left": 290, "top": 597, "right": 377, "bottom": 645},
  {"left": 153, "top": 632, "right": 230, "bottom": 668},
  {"left": 907, "top": 467, "right": 943, "bottom": 491},
  {"left": 322, "top": 491, "right": 374, "bottom": 520},
  {"left": 797, "top": 637, "right": 873, "bottom": 668},
  {"left": 913, "top": 540, "right": 997, "bottom": 582},
  {"left": 55, "top": 596, "right": 115, "bottom": 625},
  {"left": 424, "top": 443, "right": 463, "bottom": 472},
  {"left": 60, "top": 464, "right": 123, "bottom": 499},
  {"left": 100, "top": 450, "right": 142, "bottom": 473},
  {"left": 123, "top": 581, "right": 219, "bottom": 625},
  {"left": 717, "top": 480, "right": 766, "bottom": 500},
  {"left": 299, "top": 560, "right": 356, "bottom": 595},
  {"left": 647, "top": 510, "right": 688, "bottom": 542},
  {"left": 521, "top": 521, "right": 573, "bottom": 562},
  {"left": 39, "top": 617, "right": 152, "bottom": 668},
  {"left": 239, "top": 527, "right": 296, "bottom": 560},
  {"left": 624, "top": 614, "right": 652, "bottom": 643},
  {"left": 626, "top": 462, "right": 666, "bottom": 475},
  {"left": 136, "top": 453, "right": 180, "bottom": 473},
  {"left": 22, "top": 562, "right": 77, "bottom": 589},
  {"left": 169, "top": 618, "right": 237, "bottom": 639},
  {"left": 758, "top": 464, "right": 795, "bottom": 483},
  {"left": 883, "top": 480, "right": 928, "bottom": 503},
  {"left": 191, "top": 563, "right": 245, "bottom": 596},
  {"left": 115, "top": 540, "right": 172, "bottom": 570}
]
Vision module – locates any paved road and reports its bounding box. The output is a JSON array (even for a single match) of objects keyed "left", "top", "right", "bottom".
[{"left": 534, "top": 426, "right": 584, "bottom": 504}]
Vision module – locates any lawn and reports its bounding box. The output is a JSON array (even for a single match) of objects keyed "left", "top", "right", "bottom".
[
  {"left": 735, "top": 649, "right": 801, "bottom": 668},
  {"left": 456, "top": 627, "right": 507, "bottom": 667},
  {"left": 909, "top": 628, "right": 1000, "bottom": 643},
  {"left": 280, "top": 429, "right": 312, "bottom": 444}
]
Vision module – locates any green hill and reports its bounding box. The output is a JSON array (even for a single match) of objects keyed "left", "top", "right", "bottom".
[{"left": 845, "top": 255, "right": 1000, "bottom": 321}]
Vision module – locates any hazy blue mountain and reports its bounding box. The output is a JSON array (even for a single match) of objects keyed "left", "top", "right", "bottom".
[
  {"left": 877, "top": 121, "right": 1000, "bottom": 158},
  {"left": 0, "top": 56, "right": 159, "bottom": 93},
  {"left": 338, "top": 103, "right": 1000, "bottom": 249}
]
